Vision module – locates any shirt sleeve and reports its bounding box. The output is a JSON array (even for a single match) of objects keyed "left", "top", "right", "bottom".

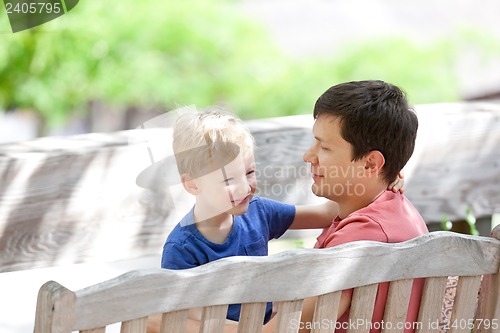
[
  {"left": 258, "top": 197, "right": 296, "bottom": 240},
  {"left": 322, "top": 215, "right": 388, "bottom": 248},
  {"left": 161, "top": 241, "right": 199, "bottom": 270}
]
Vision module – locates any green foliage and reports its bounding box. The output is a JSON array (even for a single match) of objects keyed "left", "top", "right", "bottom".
[
  {"left": 441, "top": 208, "right": 480, "bottom": 236},
  {"left": 0, "top": 0, "right": 293, "bottom": 128},
  {"left": 1, "top": 1, "right": 500, "bottom": 132}
]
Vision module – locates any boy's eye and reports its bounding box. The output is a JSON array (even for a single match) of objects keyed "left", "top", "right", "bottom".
[{"left": 246, "top": 170, "right": 255, "bottom": 176}]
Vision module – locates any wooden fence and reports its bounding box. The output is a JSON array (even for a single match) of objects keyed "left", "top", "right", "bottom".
[{"left": 1, "top": 102, "right": 499, "bottom": 272}]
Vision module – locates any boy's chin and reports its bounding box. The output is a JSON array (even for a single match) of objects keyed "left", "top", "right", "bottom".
[{"left": 228, "top": 203, "right": 251, "bottom": 216}]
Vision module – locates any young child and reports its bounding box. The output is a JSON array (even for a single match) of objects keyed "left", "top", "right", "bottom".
[
  {"left": 154, "top": 107, "right": 403, "bottom": 328},
  {"left": 161, "top": 108, "right": 338, "bottom": 324}
]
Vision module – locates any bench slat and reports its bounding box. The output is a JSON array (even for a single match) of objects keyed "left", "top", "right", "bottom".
[
  {"left": 120, "top": 317, "right": 147, "bottom": 333},
  {"left": 32, "top": 228, "right": 500, "bottom": 333},
  {"left": 415, "top": 276, "right": 449, "bottom": 333},
  {"left": 273, "top": 299, "right": 303, "bottom": 333},
  {"left": 81, "top": 328, "right": 106, "bottom": 333},
  {"left": 311, "top": 291, "right": 342, "bottom": 333},
  {"left": 449, "top": 276, "right": 482, "bottom": 333},
  {"left": 474, "top": 272, "right": 500, "bottom": 333},
  {"left": 68, "top": 232, "right": 500, "bottom": 330},
  {"left": 200, "top": 304, "right": 229, "bottom": 333},
  {"left": 347, "top": 283, "right": 379, "bottom": 333},
  {"left": 238, "top": 302, "right": 268, "bottom": 333},
  {"left": 382, "top": 279, "right": 414, "bottom": 333},
  {"left": 159, "top": 310, "right": 188, "bottom": 333}
]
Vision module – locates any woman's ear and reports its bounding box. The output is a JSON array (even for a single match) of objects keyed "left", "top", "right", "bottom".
[
  {"left": 181, "top": 174, "right": 201, "bottom": 195},
  {"left": 364, "top": 150, "right": 385, "bottom": 175}
]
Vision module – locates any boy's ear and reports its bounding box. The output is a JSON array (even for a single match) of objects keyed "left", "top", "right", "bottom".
[
  {"left": 364, "top": 150, "right": 385, "bottom": 175},
  {"left": 181, "top": 174, "right": 201, "bottom": 195}
]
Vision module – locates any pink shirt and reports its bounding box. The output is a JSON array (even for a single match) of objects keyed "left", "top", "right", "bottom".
[{"left": 315, "top": 191, "right": 428, "bottom": 333}]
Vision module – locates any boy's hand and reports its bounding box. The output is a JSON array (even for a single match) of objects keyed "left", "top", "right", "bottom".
[{"left": 388, "top": 171, "right": 405, "bottom": 193}]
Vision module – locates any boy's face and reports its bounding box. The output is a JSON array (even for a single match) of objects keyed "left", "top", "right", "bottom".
[
  {"left": 303, "top": 114, "right": 367, "bottom": 202},
  {"left": 192, "top": 150, "right": 257, "bottom": 220}
]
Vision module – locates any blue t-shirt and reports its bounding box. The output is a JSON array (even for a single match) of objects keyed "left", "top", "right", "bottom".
[{"left": 161, "top": 196, "right": 296, "bottom": 323}]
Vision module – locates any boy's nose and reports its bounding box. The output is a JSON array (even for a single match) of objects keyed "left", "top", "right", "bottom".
[{"left": 234, "top": 179, "right": 251, "bottom": 196}]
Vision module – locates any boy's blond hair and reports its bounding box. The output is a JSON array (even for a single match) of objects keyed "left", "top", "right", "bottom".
[{"left": 172, "top": 107, "right": 255, "bottom": 178}]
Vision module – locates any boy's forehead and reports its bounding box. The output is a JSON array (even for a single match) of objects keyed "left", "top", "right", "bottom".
[
  {"left": 195, "top": 151, "right": 250, "bottom": 182},
  {"left": 180, "top": 142, "right": 244, "bottom": 176}
]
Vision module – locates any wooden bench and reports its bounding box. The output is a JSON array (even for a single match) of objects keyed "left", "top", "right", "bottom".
[
  {"left": 2, "top": 102, "right": 500, "bottom": 333},
  {"left": 1, "top": 102, "right": 500, "bottom": 273},
  {"left": 33, "top": 225, "right": 500, "bottom": 333}
]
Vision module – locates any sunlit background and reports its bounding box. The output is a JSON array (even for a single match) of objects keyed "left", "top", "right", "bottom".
[
  {"left": 1, "top": 0, "right": 500, "bottom": 143},
  {"left": 1, "top": 2, "right": 500, "bottom": 332}
]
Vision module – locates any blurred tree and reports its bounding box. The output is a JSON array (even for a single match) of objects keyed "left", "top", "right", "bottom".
[
  {"left": 1, "top": 0, "right": 499, "bottom": 136},
  {"left": 0, "top": 0, "right": 295, "bottom": 134}
]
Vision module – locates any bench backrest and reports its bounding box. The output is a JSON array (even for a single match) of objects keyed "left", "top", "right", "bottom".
[
  {"left": 2, "top": 102, "right": 500, "bottom": 273},
  {"left": 34, "top": 226, "right": 500, "bottom": 333}
]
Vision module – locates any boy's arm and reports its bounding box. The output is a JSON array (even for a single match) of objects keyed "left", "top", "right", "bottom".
[
  {"left": 290, "top": 200, "right": 338, "bottom": 230},
  {"left": 289, "top": 171, "right": 405, "bottom": 230}
]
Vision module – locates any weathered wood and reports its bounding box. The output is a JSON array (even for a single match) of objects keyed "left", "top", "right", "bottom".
[
  {"left": 448, "top": 276, "right": 483, "bottom": 333},
  {"left": 273, "top": 299, "right": 303, "bottom": 333},
  {"left": 81, "top": 328, "right": 106, "bottom": 333},
  {"left": 32, "top": 230, "right": 500, "bottom": 333},
  {"left": 475, "top": 273, "right": 500, "bottom": 333},
  {"left": 347, "top": 284, "right": 378, "bottom": 333},
  {"left": 120, "top": 317, "right": 148, "bottom": 333},
  {"left": 199, "top": 305, "right": 229, "bottom": 333},
  {"left": 237, "top": 303, "right": 267, "bottom": 333},
  {"left": 415, "top": 277, "right": 449, "bottom": 333},
  {"left": 311, "top": 291, "right": 342, "bottom": 333},
  {"left": 159, "top": 310, "right": 188, "bottom": 333},
  {"left": 405, "top": 102, "right": 500, "bottom": 227},
  {"left": 474, "top": 225, "right": 500, "bottom": 333},
  {"left": 61, "top": 232, "right": 499, "bottom": 330},
  {"left": 33, "top": 281, "right": 75, "bottom": 333},
  {"left": 382, "top": 279, "right": 414, "bottom": 333},
  {"left": 1, "top": 102, "right": 499, "bottom": 272}
]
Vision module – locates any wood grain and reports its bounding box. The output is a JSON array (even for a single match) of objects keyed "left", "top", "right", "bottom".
[
  {"left": 1, "top": 102, "right": 499, "bottom": 272},
  {"left": 415, "top": 277, "right": 449, "bottom": 333},
  {"left": 237, "top": 303, "right": 267, "bottom": 333},
  {"left": 382, "top": 279, "right": 414, "bottom": 333},
  {"left": 121, "top": 317, "right": 148, "bottom": 333},
  {"left": 159, "top": 310, "right": 188, "bottom": 333},
  {"left": 65, "top": 232, "right": 500, "bottom": 330},
  {"left": 273, "top": 299, "right": 303, "bottom": 333},
  {"left": 31, "top": 229, "right": 500, "bottom": 333},
  {"left": 311, "top": 291, "right": 342, "bottom": 333},
  {"left": 200, "top": 305, "right": 229, "bottom": 333},
  {"left": 347, "top": 284, "right": 378, "bottom": 333},
  {"left": 448, "top": 276, "right": 482, "bottom": 333}
]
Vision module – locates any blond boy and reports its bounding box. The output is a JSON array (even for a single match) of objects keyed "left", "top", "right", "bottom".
[{"left": 161, "top": 108, "right": 338, "bottom": 324}]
